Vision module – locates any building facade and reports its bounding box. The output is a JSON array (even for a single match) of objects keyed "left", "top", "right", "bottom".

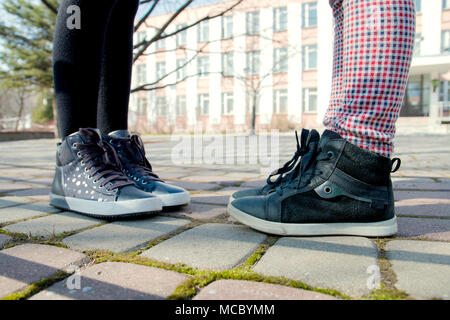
[{"left": 129, "top": 0, "right": 450, "bottom": 133}]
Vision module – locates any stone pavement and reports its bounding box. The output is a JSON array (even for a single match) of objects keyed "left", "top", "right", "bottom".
[{"left": 0, "top": 133, "right": 449, "bottom": 300}]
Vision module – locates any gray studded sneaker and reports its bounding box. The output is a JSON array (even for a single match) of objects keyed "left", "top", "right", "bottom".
[
  {"left": 228, "top": 130, "right": 400, "bottom": 237},
  {"left": 107, "top": 130, "right": 190, "bottom": 208},
  {"left": 50, "top": 128, "right": 162, "bottom": 218}
]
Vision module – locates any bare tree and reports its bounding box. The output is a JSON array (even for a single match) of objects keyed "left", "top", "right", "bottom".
[{"left": 131, "top": 0, "right": 243, "bottom": 93}]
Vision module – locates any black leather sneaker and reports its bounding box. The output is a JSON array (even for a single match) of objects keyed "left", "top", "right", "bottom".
[
  {"left": 230, "top": 129, "right": 313, "bottom": 203},
  {"left": 50, "top": 128, "right": 162, "bottom": 218},
  {"left": 228, "top": 130, "right": 400, "bottom": 237},
  {"left": 107, "top": 130, "right": 190, "bottom": 207}
]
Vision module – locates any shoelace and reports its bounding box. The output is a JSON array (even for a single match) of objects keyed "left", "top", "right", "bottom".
[
  {"left": 76, "top": 128, "right": 134, "bottom": 191},
  {"left": 116, "top": 134, "right": 162, "bottom": 184},
  {"left": 275, "top": 132, "right": 328, "bottom": 195},
  {"left": 260, "top": 129, "right": 310, "bottom": 193}
]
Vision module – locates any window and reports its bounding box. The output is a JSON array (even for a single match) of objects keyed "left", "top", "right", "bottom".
[
  {"left": 155, "top": 38, "right": 165, "bottom": 50},
  {"left": 175, "top": 24, "right": 187, "bottom": 46},
  {"left": 176, "top": 59, "right": 187, "bottom": 81},
  {"left": 444, "top": 0, "right": 450, "bottom": 10},
  {"left": 136, "top": 64, "right": 147, "bottom": 85},
  {"left": 414, "top": 33, "right": 423, "bottom": 56},
  {"left": 414, "top": 0, "right": 421, "bottom": 12},
  {"left": 273, "top": 7, "right": 288, "bottom": 32},
  {"left": 137, "top": 97, "right": 147, "bottom": 115},
  {"left": 222, "top": 52, "right": 234, "bottom": 76},
  {"left": 442, "top": 31, "right": 450, "bottom": 54},
  {"left": 198, "top": 20, "right": 209, "bottom": 42},
  {"left": 197, "top": 56, "right": 209, "bottom": 76},
  {"left": 156, "top": 62, "right": 166, "bottom": 79},
  {"left": 302, "top": 88, "right": 317, "bottom": 113},
  {"left": 197, "top": 94, "right": 209, "bottom": 115},
  {"left": 246, "top": 51, "right": 260, "bottom": 74},
  {"left": 136, "top": 31, "right": 147, "bottom": 44},
  {"left": 273, "top": 47, "right": 288, "bottom": 73},
  {"left": 155, "top": 97, "right": 168, "bottom": 116},
  {"left": 176, "top": 95, "right": 186, "bottom": 116},
  {"left": 222, "top": 15, "right": 233, "bottom": 39},
  {"left": 302, "top": 45, "right": 317, "bottom": 70},
  {"left": 222, "top": 92, "right": 234, "bottom": 115},
  {"left": 273, "top": 89, "right": 288, "bottom": 114},
  {"left": 246, "top": 11, "right": 260, "bottom": 35},
  {"left": 302, "top": 2, "right": 317, "bottom": 28}
]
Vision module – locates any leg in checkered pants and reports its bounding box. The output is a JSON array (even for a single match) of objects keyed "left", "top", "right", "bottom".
[
  {"left": 324, "top": 0, "right": 416, "bottom": 158},
  {"left": 228, "top": 0, "right": 416, "bottom": 236}
]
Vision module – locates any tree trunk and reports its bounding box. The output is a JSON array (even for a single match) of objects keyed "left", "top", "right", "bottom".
[
  {"left": 250, "top": 93, "right": 257, "bottom": 135},
  {"left": 15, "top": 92, "right": 25, "bottom": 131}
]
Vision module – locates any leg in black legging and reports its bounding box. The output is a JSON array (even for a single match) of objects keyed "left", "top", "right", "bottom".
[
  {"left": 97, "top": 0, "right": 139, "bottom": 135},
  {"left": 53, "top": 0, "right": 117, "bottom": 139}
]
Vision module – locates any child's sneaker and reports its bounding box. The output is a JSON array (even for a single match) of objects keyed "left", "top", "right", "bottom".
[
  {"left": 50, "top": 128, "right": 162, "bottom": 218},
  {"left": 107, "top": 130, "right": 190, "bottom": 207},
  {"left": 228, "top": 130, "right": 400, "bottom": 237}
]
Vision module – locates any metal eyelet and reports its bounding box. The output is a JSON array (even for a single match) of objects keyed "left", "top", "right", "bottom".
[
  {"left": 77, "top": 152, "right": 82, "bottom": 158},
  {"left": 84, "top": 167, "right": 89, "bottom": 172},
  {"left": 80, "top": 161, "right": 85, "bottom": 165},
  {"left": 324, "top": 186, "right": 332, "bottom": 194},
  {"left": 93, "top": 179, "right": 98, "bottom": 184},
  {"left": 142, "top": 181, "right": 147, "bottom": 185},
  {"left": 327, "top": 151, "right": 335, "bottom": 159},
  {"left": 72, "top": 143, "right": 78, "bottom": 148}
]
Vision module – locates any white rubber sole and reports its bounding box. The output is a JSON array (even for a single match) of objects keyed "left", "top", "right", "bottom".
[
  {"left": 228, "top": 203, "right": 398, "bottom": 237},
  {"left": 50, "top": 193, "right": 162, "bottom": 217},
  {"left": 157, "top": 191, "right": 190, "bottom": 207}
]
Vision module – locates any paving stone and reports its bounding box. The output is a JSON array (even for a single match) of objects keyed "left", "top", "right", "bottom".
[
  {"left": 0, "top": 244, "right": 88, "bottom": 298},
  {"left": 217, "top": 187, "right": 253, "bottom": 196},
  {"left": 253, "top": 237, "right": 379, "bottom": 297},
  {"left": 0, "top": 182, "right": 34, "bottom": 193},
  {"left": 4, "top": 211, "right": 101, "bottom": 237},
  {"left": 163, "top": 203, "right": 226, "bottom": 220},
  {"left": 193, "top": 280, "right": 339, "bottom": 300},
  {"left": 392, "top": 177, "right": 450, "bottom": 191},
  {"left": 183, "top": 175, "right": 242, "bottom": 184},
  {"left": 240, "top": 180, "right": 266, "bottom": 188},
  {"left": 0, "top": 234, "right": 11, "bottom": 248},
  {"left": 62, "top": 216, "right": 190, "bottom": 253},
  {"left": 165, "top": 180, "right": 219, "bottom": 191},
  {"left": 395, "top": 197, "right": 450, "bottom": 218},
  {"left": 394, "top": 191, "right": 450, "bottom": 201},
  {"left": 397, "top": 217, "right": 450, "bottom": 241},
  {"left": 0, "top": 202, "right": 61, "bottom": 224},
  {"left": 30, "top": 262, "right": 189, "bottom": 300},
  {"left": 141, "top": 223, "right": 266, "bottom": 270},
  {"left": 386, "top": 240, "right": 450, "bottom": 299},
  {"left": 0, "top": 196, "right": 33, "bottom": 209},
  {"left": 5, "top": 187, "right": 51, "bottom": 197},
  {"left": 191, "top": 193, "right": 230, "bottom": 206}
]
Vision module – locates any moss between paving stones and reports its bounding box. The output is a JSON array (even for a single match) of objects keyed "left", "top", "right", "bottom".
[
  {"left": 363, "top": 239, "right": 411, "bottom": 300},
  {"left": 1, "top": 271, "right": 70, "bottom": 300},
  {"left": 0, "top": 214, "right": 417, "bottom": 301}
]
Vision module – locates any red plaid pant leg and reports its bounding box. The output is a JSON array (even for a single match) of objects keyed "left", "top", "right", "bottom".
[{"left": 323, "top": 0, "right": 416, "bottom": 158}]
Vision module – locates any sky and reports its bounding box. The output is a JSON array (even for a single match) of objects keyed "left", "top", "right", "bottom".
[{"left": 138, "top": 0, "right": 229, "bottom": 17}]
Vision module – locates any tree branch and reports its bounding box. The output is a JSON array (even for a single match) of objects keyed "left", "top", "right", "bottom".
[{"left": 40, "top": 0, "right": 58, "bottom": 15}]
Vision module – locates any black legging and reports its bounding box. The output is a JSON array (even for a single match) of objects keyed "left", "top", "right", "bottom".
[{"left": 53, "top": 0, "right": 139, "bottom": 139}]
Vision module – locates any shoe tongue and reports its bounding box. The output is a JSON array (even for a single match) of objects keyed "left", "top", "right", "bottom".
[
  {"left": 108, "top": 130, "right": 131, "bottom": 139},
  {"left": 70, "top": 128, "right": 101, "bottom": 144},
  {"left": 319, "top": 129, "right": 342, "bottom": 149},
  {"left": 307, "top": 129, "right": 321, "bottom": 144}
]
